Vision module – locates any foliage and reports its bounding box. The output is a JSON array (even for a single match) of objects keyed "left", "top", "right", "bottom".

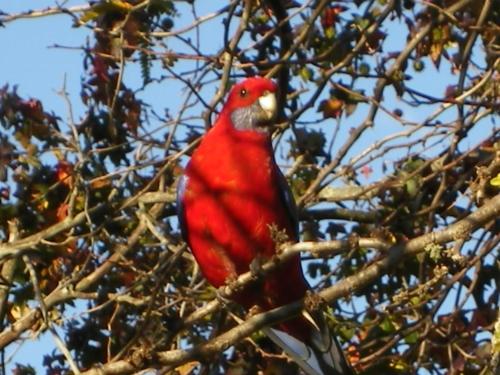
[{"left": 0, "top": 0, "right": 499, "bottom": 374}]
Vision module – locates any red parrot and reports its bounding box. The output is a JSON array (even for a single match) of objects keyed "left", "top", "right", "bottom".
[{"left": 177, "top": 77, "right": 353, "bottom": 375}]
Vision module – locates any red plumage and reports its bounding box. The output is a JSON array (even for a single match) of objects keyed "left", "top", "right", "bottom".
[
  {"left": 178, "top": 77, "right": 352, "bottom": 375},
  {"left": 180, "top": 78, "right": 307, "bottom": 326}
]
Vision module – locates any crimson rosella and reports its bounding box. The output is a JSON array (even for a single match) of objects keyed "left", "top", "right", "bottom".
[{"left": 177, "top": 77, "right": 353, "bottom": 375}]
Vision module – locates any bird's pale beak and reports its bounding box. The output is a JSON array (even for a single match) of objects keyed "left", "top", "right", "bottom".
[{"left": 258, "top": 91, "right": 277, "bottom": 122}]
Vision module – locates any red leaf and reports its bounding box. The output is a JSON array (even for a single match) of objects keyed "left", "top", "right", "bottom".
[{"left": 360, "top": 165, "right": 373, "bottom": 179}]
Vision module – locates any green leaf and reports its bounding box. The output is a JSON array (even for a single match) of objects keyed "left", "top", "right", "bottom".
[
  {"left": 338, "top": 325, "right": 356, "bottom": 340},
  {"left": 405, "top": 178, "right": 420, "bottom": 198},
  {"left": 299, "top": 66, "right": 313, "bottom": 82},
  {"left": 404, "top": 331, "right": 419, "bottom": 344},
  {"left": 380, "top": 316, "right": 396, "bottom": 333}
]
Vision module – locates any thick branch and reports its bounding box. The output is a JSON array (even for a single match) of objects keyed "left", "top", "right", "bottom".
[
  {"left": 0, "top": 203, "right": 106, "bottom": 261},
  {"left": 79, "top": 193, "right": 499, "bottom": 374},
  {"left": 304, "top": 207, "right": 382, "bottom": 223}
]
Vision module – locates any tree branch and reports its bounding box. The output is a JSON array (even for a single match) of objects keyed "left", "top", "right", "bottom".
[
  {"left": 79, "top": 193, "right": 499, "bottom": 374},
  {"left": 0, "top": 203, "right": 106, "bottom": 261}
]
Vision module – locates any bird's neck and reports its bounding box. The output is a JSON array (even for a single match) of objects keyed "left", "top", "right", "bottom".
[{"left": 215, "top": 112, "right": 271, "bottom": 146}]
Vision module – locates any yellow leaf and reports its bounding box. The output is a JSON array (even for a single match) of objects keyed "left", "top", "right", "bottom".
[
  {"left": 80, "top": 10, "right": 100, "bottom": 23},
  {"left": 325, "top": 26, "right": 335, "bottom": 39},
  {"left": 387, "top": 231, "right": 397, "bottom": 244},
  {"left": 493, "top": 318, "right": 500, "bottom": 353},
  {"left": 490, "top": 173, "right": 500, "bottom": 186},
  {"left": 80, "top": 0, "right": 132, "bottom": 23},
  {"left": 390, "top": 358, "right": 410, "bottom": 371},
  {"left": 318, "top": 98, "right": 344, "bottom": 119},
  {"left": 109, "top": 0, "right": 133, "bottom": 11},
  {"left": 10, "top": 304, "right": 31, "bottom": 321},
  {"left": 175, "top": 361, "right": 200, "bottom": 375},
  {"left": 430, "top": 42, "right": 442, "bottom": 68}
]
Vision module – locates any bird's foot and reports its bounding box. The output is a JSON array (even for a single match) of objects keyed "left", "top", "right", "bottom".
[
  {"left": 216, "top": 287, "right": 232, "bottom": 305},
  {"left": 246, "top": 304, "right": 263, "bottom": 319},
  {"left": 249, "top": 256, "right": 264, "bottom": 279},
  {"left": 304, "top": 290, "right": 326, "bottom": 313},
  {"left": 217, "top": 274, "right": 239, "bottom": 303},
  {"left": 267, "top": 223, "right": 290, "bottom": 250},
  {"left": 302, "top": 291, "right": 328, "bottom": 332}
]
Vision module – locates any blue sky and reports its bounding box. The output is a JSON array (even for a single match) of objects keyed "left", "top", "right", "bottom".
[
  {"left": 0, "top": 2, "right": 230, "bottom": 371},
  {"left": 1, "top": 1, "right": 87, "bottom": 115},
  {"left": 0, "top": 0, "right": 496, "bottom": 372}
]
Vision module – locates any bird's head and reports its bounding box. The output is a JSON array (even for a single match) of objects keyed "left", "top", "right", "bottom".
[{"left": 221, "top": 77, "right": 278, "bottom": 132}]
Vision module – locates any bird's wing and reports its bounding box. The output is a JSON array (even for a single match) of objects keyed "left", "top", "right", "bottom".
[
  {"left": 275, "top": 166, "right": 299, "bottom": 239},
  {"left": 176, "top": 173, "right": 188, "bottom": 242},
  {"left": 273, "top": 167, "right": 353, "bottom": 374}
]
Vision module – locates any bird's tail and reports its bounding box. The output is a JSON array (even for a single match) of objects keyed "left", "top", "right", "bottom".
[{"left": 263, "top": 312, "right": 354, "bottom": 375}]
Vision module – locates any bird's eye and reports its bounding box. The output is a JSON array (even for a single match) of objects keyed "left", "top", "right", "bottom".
[{"left": 239, "top": 88, "right": 247, "bottom": 97}]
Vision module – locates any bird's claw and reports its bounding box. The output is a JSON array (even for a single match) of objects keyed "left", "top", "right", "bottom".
[
  {"left": 246, "top": 304, "right": 263, "bottom": 319},
  {"left": 249, "top": 256, "right": 264, "bottom": 279},
  {"left": 217, "top": 274, "right": 241, "bottom": 303},
  {"left": 216, "top": 287, "right": 232, "bottom": 305},
  {"left": 304, "top": 290, "right": 325, "bottom": 313}
]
